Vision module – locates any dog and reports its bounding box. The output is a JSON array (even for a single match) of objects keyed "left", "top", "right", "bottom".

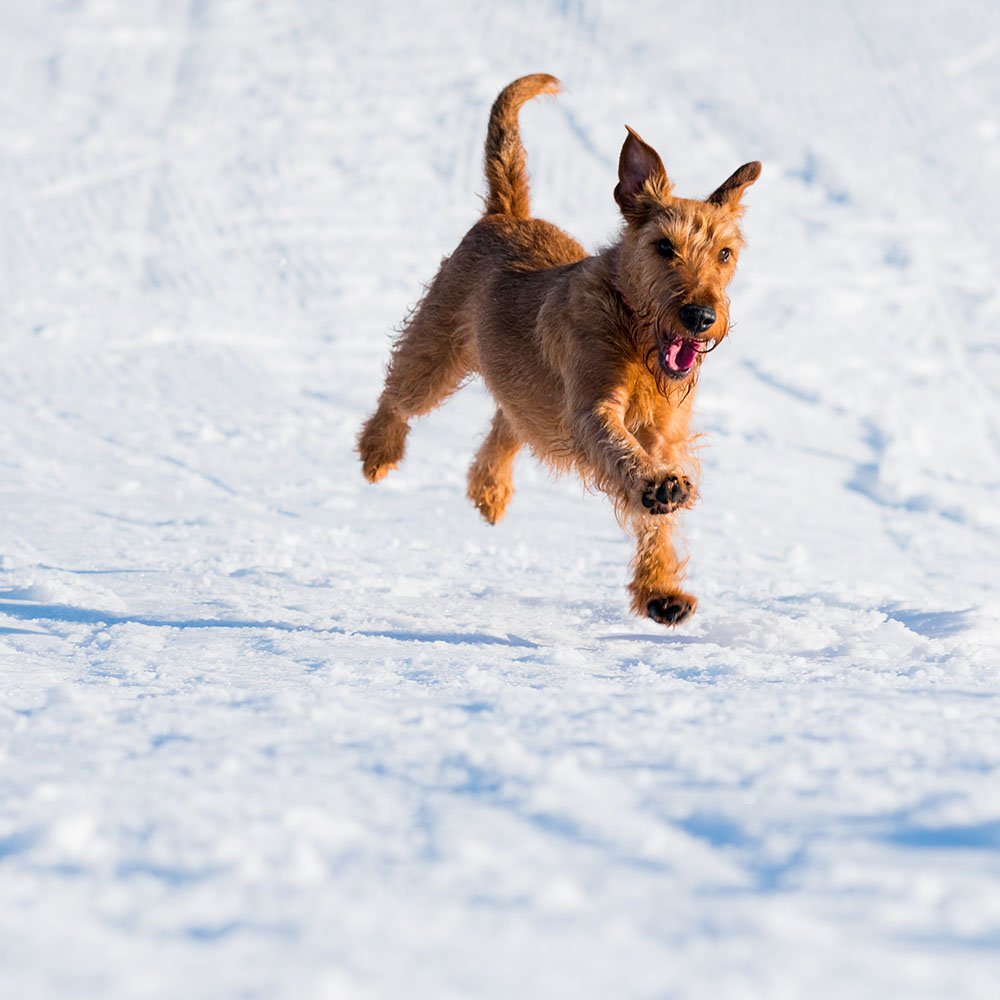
[{"left": 358, "top": 74, "right": 760, "bottom": 626}]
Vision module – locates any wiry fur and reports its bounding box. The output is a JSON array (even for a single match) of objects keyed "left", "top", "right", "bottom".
[{"left": 358, "top": 74, "right": 760, "bottom": 626}]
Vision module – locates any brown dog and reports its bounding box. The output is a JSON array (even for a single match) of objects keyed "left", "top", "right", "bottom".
[{"left": 358, "top": 74, "right": 760, "bottom": 625}]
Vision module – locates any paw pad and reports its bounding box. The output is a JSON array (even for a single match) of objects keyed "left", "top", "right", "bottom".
[
  {"left": 647, "top": 595, "right": 696, "bottom": 626},
  {"left": 641, "top": 474, "right": 692, "bottom": 514}
]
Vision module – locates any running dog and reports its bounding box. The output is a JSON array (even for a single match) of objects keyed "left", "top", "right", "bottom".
[{"left": 358, "top": 74, "right": 760, "bottom": 625}]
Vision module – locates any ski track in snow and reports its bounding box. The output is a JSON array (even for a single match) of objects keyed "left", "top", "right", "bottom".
[{"left": 1, "top": 2, "right": 999, "bottom": 997}]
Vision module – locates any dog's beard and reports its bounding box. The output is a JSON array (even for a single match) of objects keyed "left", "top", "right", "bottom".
[{"left": 628, "top": 294, "right": 720, "bottom": 400}]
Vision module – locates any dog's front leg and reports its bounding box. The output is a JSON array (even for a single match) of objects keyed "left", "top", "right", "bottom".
[
  {"left": 573, "top": 396, "right": 695, "bottom": 515},
  {"left": 628, "top": 514, "right": 697, "bottom": 625}
]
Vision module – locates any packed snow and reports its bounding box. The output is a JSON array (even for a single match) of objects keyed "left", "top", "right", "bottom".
[{"left": 1, "top": 1, "right": 999, "bottom": 997}]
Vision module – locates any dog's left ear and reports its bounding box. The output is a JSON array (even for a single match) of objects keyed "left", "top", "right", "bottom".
[
  {"left": 707, "top": 161, "right": 762, "bottom": 209},
  {"left": 615, "top": 126, "right": 672, "bottom": 219}
]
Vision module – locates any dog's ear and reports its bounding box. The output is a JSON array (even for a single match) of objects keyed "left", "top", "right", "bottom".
[
  {"left": 707, "top": 161, "right": 761, "bottom": 209},
  {"left": 614, "top": 126, "right": 672, "bottom": 219}
]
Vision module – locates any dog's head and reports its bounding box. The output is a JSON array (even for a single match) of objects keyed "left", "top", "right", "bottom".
[{"left": 613, "top": 127, "right": 760, "bottom": 387}]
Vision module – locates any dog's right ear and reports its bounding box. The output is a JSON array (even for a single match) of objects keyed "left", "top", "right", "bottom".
[
  {"left": 614, "top": 126, "right": 672, "bottom": 220},
  {"left": 707, "top": 161, "right": 762, "bottom": 209}
]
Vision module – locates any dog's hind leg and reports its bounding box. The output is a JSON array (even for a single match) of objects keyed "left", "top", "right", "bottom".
[
  {"left": 467, "top": 408, "right": 522, "bottom": 524},
  {"left": 627, "top": 515, "right": 697, "bottom": 625},
  {"left": 358, "top": 294, "right": 472, "bottom": 483}
]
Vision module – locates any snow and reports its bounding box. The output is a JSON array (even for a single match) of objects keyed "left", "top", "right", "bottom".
[{"left": 1, "top": 1, "right": 999, "bottom": 996}]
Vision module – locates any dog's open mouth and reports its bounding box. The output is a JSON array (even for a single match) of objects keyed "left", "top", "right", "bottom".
[{"left": 658, "top": 334, "right": 702, "bottom": 378}]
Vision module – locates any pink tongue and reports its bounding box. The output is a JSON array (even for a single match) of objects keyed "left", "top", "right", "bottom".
[{"left": 666, "top": 337, "right": 698, "bottom": 373}]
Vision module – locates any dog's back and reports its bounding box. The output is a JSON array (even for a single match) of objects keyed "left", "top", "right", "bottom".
[
  {"left": 395, "top": 74, "right": 597, "bottom": 457},
  {"left": 358, "top": 73, "right": 630, "bottom": 473}
]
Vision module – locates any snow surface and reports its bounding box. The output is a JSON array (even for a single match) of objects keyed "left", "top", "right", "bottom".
[{"left": 1, "top": 1, "right": 1000, "bottom": 997}]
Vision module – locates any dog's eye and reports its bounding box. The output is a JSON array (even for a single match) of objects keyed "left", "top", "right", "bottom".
[
  {"left": 656, "top": 238, "right": 676, "bottom": 259},
  {"left": 718, "top": 247, "right": 732, "bottom": 263}
]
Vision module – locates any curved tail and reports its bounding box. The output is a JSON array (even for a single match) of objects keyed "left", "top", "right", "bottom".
[{"left": 484, "top": 73, "right": 561, "bottom": 219}]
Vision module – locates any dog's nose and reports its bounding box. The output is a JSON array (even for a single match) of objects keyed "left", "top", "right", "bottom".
[{"left": 679, "top": 304, "right": 716, "bottom": 334}]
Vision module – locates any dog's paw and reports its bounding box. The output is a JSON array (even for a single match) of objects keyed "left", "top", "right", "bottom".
[
  {"left": 468, "top": 487, "right": 512, "bottom": 525},
  {"left": 647, "top": 592, "right": 697, "bottom": 626},
  {"left": 639, "top": 473, "right": 694, "bottom": 515}
]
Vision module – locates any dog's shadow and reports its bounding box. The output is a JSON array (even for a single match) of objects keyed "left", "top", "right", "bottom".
[
  {"left": 0, "top": 592, "right": 539, "bottom": 649},
  {"left": 598, "top": 629, "right": 711, "bottom": 646},
  {"left": 598, "top": 600, "right": 976, "bottom": 646},
  {"left": 1, "top": 589, "right": 975, "bottom": 654}
]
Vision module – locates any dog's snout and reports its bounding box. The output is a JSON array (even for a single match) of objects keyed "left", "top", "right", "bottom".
[{"left": 679, "top": 304, "right": 716, "bottom": 334}]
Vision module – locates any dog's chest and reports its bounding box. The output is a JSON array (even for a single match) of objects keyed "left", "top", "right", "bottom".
[{"left": 625, "top": 380, "right": 692, "bottom": 446}]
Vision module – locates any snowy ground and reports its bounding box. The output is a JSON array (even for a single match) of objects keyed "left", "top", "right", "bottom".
[{"left": 1, "top": 1, "right": 999, "bottom": 997}]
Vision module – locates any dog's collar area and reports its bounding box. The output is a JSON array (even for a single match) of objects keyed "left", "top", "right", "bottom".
[
  {"left": 614, "top": 285, "right": 649, "bottom": 342},
  {"left": 614, "top": 284, "right": 636, "bottom": 318}
]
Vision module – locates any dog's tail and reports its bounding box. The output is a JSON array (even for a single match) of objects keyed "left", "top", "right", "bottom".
[{"left": 483, "top": 74, "right": 561, "bottom": 219}]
